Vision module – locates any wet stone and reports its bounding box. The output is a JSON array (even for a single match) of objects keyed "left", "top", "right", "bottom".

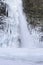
[{"left": 0, "top": 1, "right": 8, "bottom": 31}]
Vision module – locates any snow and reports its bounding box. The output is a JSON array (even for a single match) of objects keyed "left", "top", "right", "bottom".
[
  {"left": 0, "top": 59, "right": 43, "bottom": 65},
  {"left": 0, "top": 48, "right": 43, "bottom": 62},
  {"left": 0, "top": 48, "right": 43, "bottom": 65},
  {"left": 0, "top": 59, "right": 39, "bottom": 65}
]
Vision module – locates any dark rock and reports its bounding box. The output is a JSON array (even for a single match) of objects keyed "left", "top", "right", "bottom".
[
  {"left": 0, "top": 1, "right": 8, "bottom": 17},
  {"left": 22, "top": 0, "right": 43, "bottom": 30}
]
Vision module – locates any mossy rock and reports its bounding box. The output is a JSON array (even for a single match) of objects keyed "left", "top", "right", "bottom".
[{"left": 23, "top": 0, "right": 43, "bottom": 18}]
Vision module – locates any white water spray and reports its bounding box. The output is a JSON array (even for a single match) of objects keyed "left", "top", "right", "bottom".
[
  {"left": 0, "top": 0, "right": 43, "bottom": 48},
  {"left": 16, "top": 0, "right": 40, "bottom": 48}
]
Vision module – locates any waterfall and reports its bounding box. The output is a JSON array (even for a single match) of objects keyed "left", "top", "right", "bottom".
[
  {"left": 4, "top": 0, "right": 35, "bottom": 48},
  {"left": 14, "top": 0, "right": 40, "bottom": 48},
  {"left": 16, "top": 0, "right": 43, "bottom": 48},
  {"left": 0, "top": 0, "right": 20, "bottom": 48},
  {"left": 0, "top": 0, "right": 43, "bottom": 48}
]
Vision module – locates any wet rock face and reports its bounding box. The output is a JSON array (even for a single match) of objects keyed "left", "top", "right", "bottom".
[
  {"left": 22, "top": 0, "right": 43, "bottom": 43},
  {"left": 0, "top": 1, "right": 8, "bottom": 17},
  {"left": 22, "top": 0, "right": 43, "bottom": 18},
  {"left": 22, "top": 0, "right": 43, "bottom": 29},
  {"left": 0, "top": 1, "right": 8, "bottom": 31}
]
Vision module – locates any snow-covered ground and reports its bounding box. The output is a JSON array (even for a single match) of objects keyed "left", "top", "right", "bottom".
[
  {"left": 0, "top": 58, "right": 42, "bottom": 65},
  {"left": 0, "top": 48, "right": 43, "bottom": 65}
]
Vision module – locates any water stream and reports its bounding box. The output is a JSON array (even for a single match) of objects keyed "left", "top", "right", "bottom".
[{"left": 0, "top": 0, "right": 43, "bottom": 48}]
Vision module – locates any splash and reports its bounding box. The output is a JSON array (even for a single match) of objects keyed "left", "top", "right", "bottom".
[{"left": 0, "top": 0, "right": 43, "bottom": 48}]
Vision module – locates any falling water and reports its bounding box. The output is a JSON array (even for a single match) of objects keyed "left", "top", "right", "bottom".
[
  {"left": 0, "top": 0, "right": 43, "bottom": 48},
  {"left": 0, "top": 0, "right": 20, "bottom": 48},
  {"left": 12, "top": 0, "right": 41, "bottom": 48}
]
